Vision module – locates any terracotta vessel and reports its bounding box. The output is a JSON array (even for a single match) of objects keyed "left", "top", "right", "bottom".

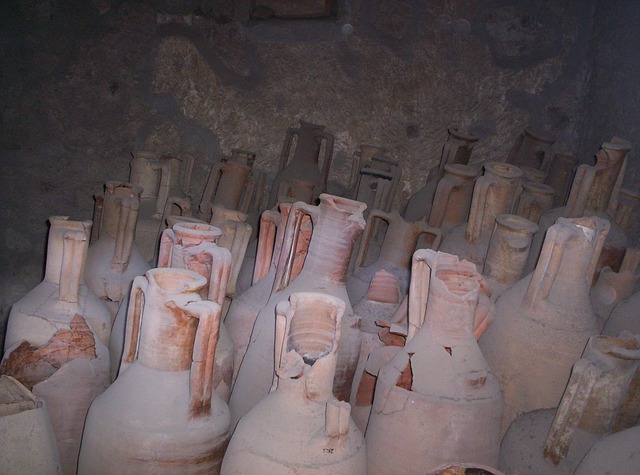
[
  {"left": 439, "top": 162, "right": 523, "bottom": 268},
  {"left": 129, "top": 151, "right": 194, "bottom": 262},
  {"left": 157, "top": 222, "right": 233, "bottom": 401},
  {"left": 229, "top": 194, "right": 366, "bottom": 427},
  {"left": 2, "top": 216, "right": 111, "bottom": 475},
  {"left": 365, "top": 250, "right": 502, "bottom": 474},
  {"left": 573, "top": 424, "right": 640, "bottom": 475},
  {"left": 268, "top": 120, "right": 335, "bottom": 207},
  {"left": 428, "top": 163, "right": 481, "bottom": 233},
  {"left": 506, "top": 127, "right": 556, "bottom": 170},
  {"left": 404, "top": 127, "right": 479, "bottom": 222},
  {"left": 482, "top": 214, "right": 538, "bottom": 300},
  {"left": 514, "top": 181, "right": 555, "bottom": 224},
  {"left": 199, "top": 149, "right": 256, "bottom": 217},
  {"left": 0, "top": 375, "right": 62, "bottom": 475},
  {"left": 520, "top": 165, "right": 547, "bottom": 183},
  {"left": 78, "top": 268, "right": 229, "bottom": 474},
  {"left": 591, "top": 248, "right": 640, "bottom": 327},
  {"left": 350, "top": 145, "right": 401, "bottom": 218},
  {"left": 85, "top": 181, "right": 150, "bottom": 317},
  {"left": 222, "top": 292, "right": 367, "bottom": 474},
  {"left": 525, "top": 138, "right": 632, "bottom": 277},
  {"left": 499, "top": 333, "right": 640, "bottom": 475},
  {"left": 479, "top": 216, "right": 608, "bottom": 433},
  {"left": 347, "top": 208, "right": 442, "bottom": 304},
  {"left": 545, "top": 153, "right": 577, "bottom": 207},
  {"left": 224, "top": 203, "right": 311, "bottom": 381}
]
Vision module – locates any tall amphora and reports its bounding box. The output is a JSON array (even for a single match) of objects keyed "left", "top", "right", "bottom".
[
  {"left": 229, "top": 194, "right": 366, "bottom": 427},
  {"left": 365, "top": 250, "right": 503, "bottom": 474},
  {"left": 1, "top": 217, "right": 111, "bottom": 475},
  {"left": 78, "top": 268, "right": 229, "bottom": 474},
  {"left": 480, "top": 216, "right": 609, "bottom": 432}
]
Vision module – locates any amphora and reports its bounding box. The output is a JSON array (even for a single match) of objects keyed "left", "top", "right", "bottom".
[
  {"left": 499, "top": 334, "right": 640, "bottom": 475},
  {"left": 506, "top": 127, "right": 556, "bottom": 171},
  {"left": 228, "top": 194, "right": 366, "bottom": 427},
  {"left": 1, "top": 217, "right": 111, "bottom": 475},
  {"left": 440, "top": 162, "right": 523, "bottom": 267},
  {"left": 365, "top": 250, "right": 503, "bottom": 474},
  {"left": 221, "top": 292, "right": 366, "bottom": 474},
  {"left": 428, "top": 163, "right": 481, "bottom": 233},
  {"left": 85, "top": 181, "right": 149, "bottom": 317},
  {"left": 268, "top": 120, "right": 334, "bottom": 207},
  {"left": 78, "top": 268, "right": 229, "bottom": 474},
  {"left": 479, "top": 216, "right": 608, "bottom": 433},
  {"left": 404, "top": 127, "right": 478, "bottom": 222}
]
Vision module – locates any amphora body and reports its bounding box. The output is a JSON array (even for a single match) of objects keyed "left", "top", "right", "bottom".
[
  {"left": 78, "top": 268, "right": 229, "bottom": 474},
  {"left": 365, "top": 250, "right": 503, "bottom": 474}
]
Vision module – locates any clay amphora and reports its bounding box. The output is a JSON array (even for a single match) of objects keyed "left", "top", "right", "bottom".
[
  {"left": 222, "top": 292, "right": 367, "bottom": 474},
  {"left": 347, "top": 208, "right": 442, "bottom": 304},
  {"left": 520, "top": 165, "right": 548, "bottom": 183},
  {"left": 268, "top": 120, "right": 334, "bottom": 207},
  {"left": 525, "top": 138, "right": 632, "bottom": 277},
  {"left": 130, "top": 151, "right": 194, "bottom": 262},
  {"left": 546, "top": 153, "right": 577, "bottom": 207},
  {"left": 439, "top": 162, "right": 523, "bottom": 268},
  {"left": 365, "top": 250, "right": 503, "bottom": 474},
  {"left": 506, "top": 127, "right": 556, "bottom": 170},
  {"left": 479, "top": 216, "right": 609, "bottom": 433},
  {"left": 514, "top": 181, "right": 555, "bottom": 224},
  {"left": 199, "top": 150, "right": 256, "bottom": 218},
  {"left": 428, "top": 163, "right": 481, "bottom": 233},
  {"left": 224, "top": 203, "right": 311, "bottom": 382},
  {"left": 614, "top": 187, "right": 640, "bottom": 235},
  {"left": 591, "top": 248, "right": 640, "bottom": 327},
  {"left": 350, "top": 145, "right": 401, "bottom": 218},
  {"left": 209, "top": 205, "right": 252, "bottom": 299},
  {"left": 498, "top": 333, "right": 640, "bottom": 475},
  {"left": 229, "top": 194, "right": 366, "bottom": 427},
  {"left": 2, "top": 216, "right": 111, "bottom": 475},
  {"left": 573, "top": 424, "right": 640, "bottom": 475},
  {"left": 0, "top": 375, "right": 62, "bottom": 475},
  {"left": 483, "top": 214, "right": 538, "bottom": 300},
  {"left": 85, "top": 181, "right": 150, "bottom": 317},
  {"left": 78, "top": 268, "right": 229, "bottom": 474},
  {"left": 404, "top": 127, "right": 479, "bottom": 222}
]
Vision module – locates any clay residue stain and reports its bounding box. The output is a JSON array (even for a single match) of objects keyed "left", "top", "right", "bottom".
[{"left": 0, "top": 314, "right": 97, "bottom": 388}]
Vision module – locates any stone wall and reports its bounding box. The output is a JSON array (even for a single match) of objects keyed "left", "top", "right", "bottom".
[{"left": 0, "top": 0, "right": 605, "bottom": 343}]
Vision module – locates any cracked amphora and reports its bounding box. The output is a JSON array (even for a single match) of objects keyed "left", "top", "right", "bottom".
[
  {"left": 229, "top": 194, "right": 366, "bottom": 427},
  {"left": 365, "top": 250, "right": 503, "bottom": 474},
  {"left": 1, "top": 217, "right": 110, "bottom": 475},
  {"left": 222, "top": 292, "right": 366, "bottom": 474}
]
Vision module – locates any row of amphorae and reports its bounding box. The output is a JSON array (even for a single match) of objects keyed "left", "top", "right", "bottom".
[{"left": 1, "top": 122, "right": 640, "bottom": 475}]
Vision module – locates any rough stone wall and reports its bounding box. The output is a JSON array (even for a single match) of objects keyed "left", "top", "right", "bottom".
[{"left": 0, "top": 0, "right": 597, "bottom": 343}]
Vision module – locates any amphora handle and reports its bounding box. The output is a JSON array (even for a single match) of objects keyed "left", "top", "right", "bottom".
[
  {"left": 198, "top": 161, "right": 225, "bottom": 220},
  {"left": 179, "top": 300, "right": 221, "bottom": 417},
  {"left": 354, "top": 209, "right": 393, "bottom": 269},
  {"left": 253, "top": 210, "right": 280, "bottom": 284},
  {"left": 407, "top": 249, "right": 436, "bottom": 341},
  {"left": 120, "top": 275, "right": 148, "bottom": 373},
  {"left": 111, "top": 195, "right": 139, "bottom": 273},
  {"left": 59, "top": 230, "right": 88, "bottom": 303},
  {"left": 465, "top": 174, "right": 493, "bottom": 244},
  {"left": 565, "top": 165, "right": 596, "bottom": 218},
  {"left": 272, "top": 201, "right": 319, "bottom": 294}
]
